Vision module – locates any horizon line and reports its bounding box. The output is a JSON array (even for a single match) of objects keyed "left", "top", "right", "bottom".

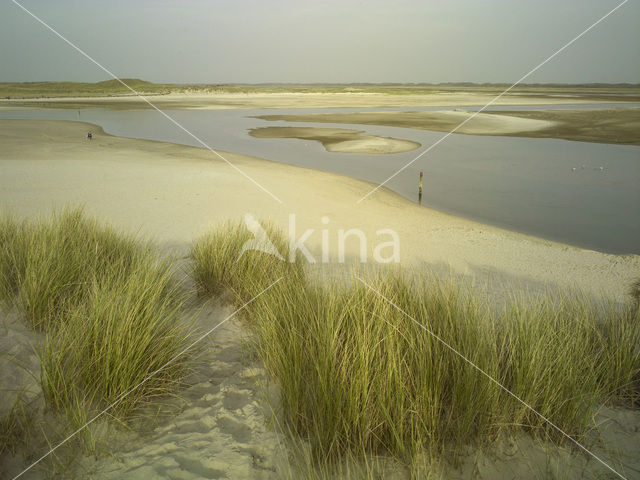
[{"left": 2, "top": 79, "right": 640, "bottom": 87}]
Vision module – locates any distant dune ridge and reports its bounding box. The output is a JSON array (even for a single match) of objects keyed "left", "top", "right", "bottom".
[{"left": 2, "top": 80, "right": 639, "bottom": 112}]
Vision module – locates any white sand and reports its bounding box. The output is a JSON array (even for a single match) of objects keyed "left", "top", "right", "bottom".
[
  {"left": 325, "top": 136, "right": 419, "bottom": 154},
  {"left": 1, "top": 119, "right": 639, "bottom": 479}
]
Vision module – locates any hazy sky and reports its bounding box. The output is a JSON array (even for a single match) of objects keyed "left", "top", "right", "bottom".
[{"left": 2, "top": 0, "right": 639, "bottom": 84}]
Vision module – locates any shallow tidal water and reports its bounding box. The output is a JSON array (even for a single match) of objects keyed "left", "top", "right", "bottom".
[{"left": 2, "top": 105, "right": 639, "bottom": 254}]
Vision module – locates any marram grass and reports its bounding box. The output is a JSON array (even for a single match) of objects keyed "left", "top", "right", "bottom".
[
  {"left": 0, "top": 208, "right": 195, "bottom": 452},
  {"left": 191, "top": 220, "right": 640, "bottom": 466},
  {"left": 1, "top": 207, "right": 144, "bottom": 330},
  {"left": 190, "top": 219, "right": 305, "bottom": 304},
  {"left": 40, "top": 256, "right": 191, "bottom": 418}
]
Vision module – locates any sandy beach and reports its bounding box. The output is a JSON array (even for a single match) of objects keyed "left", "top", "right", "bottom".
[
  {"left": 1, "top": 119, "right": 639, "bottom": 479},
  {"left": 1, "top": 119, "right": 638, "bottom": 301}
]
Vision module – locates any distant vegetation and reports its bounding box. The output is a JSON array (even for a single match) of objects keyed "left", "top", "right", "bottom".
[
  {"left": 0, "top": 79, "right": 175, "bottom": 99},
  {"left": 1, "top": 78, "right": 639, "bottom": 99}
]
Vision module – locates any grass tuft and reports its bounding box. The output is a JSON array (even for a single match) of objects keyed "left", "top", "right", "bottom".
[
  {"left": 40, "top": 255, "right": 191, "bottom": 419},
  {"left": 190, "top": 219, "right": 304, "bottom": 305},
  {"left": 1, "top": 207, "right": 143, "bottom": 330},
  {"left": 0, "top": 207, "right": 196, "bottom": 452}
]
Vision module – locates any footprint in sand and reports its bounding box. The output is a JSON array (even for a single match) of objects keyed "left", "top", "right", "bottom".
[
  {"left": 222, "top": 389, "right": 252, "bottom": 411},
  {"left": 217, "top": 415, "right": 252, "bottom": 443}
]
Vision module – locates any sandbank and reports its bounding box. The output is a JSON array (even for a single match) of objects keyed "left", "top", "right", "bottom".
[
  {"left": 249, "top": 126, "right": 420, "bottom": 154},
  {"left": 254, "top": 108, "right": 640, "bottom": 146}
]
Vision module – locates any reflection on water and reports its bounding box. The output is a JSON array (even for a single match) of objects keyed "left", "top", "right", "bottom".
[{"left": 1, "top": 106, "right": 638, "bottom": 254}]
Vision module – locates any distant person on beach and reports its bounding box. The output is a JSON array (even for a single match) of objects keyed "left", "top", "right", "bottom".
[{"left": 87, "top": 132, "right": 92, "bottom": 140}]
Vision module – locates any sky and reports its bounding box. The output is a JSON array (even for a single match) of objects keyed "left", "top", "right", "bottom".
[{"left": 1, "top": 0, "right": 639, "bottom": 84}]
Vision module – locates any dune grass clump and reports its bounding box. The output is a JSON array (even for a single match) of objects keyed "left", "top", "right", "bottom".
[
  {"left": 190, "top": 219, "right": 304, "bottom": 305},
  {"left": 191, "top": 221, "right": 640, "bottom": 467},
  {"left": 0, "top": 208, "right": 195, "bottom": 437},
  {"left": 1, "top": 208, "right": 143, "bottom": 330},
  {"left": 40, "top": 256, "right": 191, "bottom": 419},
  {"left": 248, "top": 273, "right": 640, "bottom": 462}
]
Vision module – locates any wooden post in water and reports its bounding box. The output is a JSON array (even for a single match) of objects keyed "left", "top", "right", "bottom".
[{"left": 418, "top": 171, "right": 423, "bottom": 204}]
